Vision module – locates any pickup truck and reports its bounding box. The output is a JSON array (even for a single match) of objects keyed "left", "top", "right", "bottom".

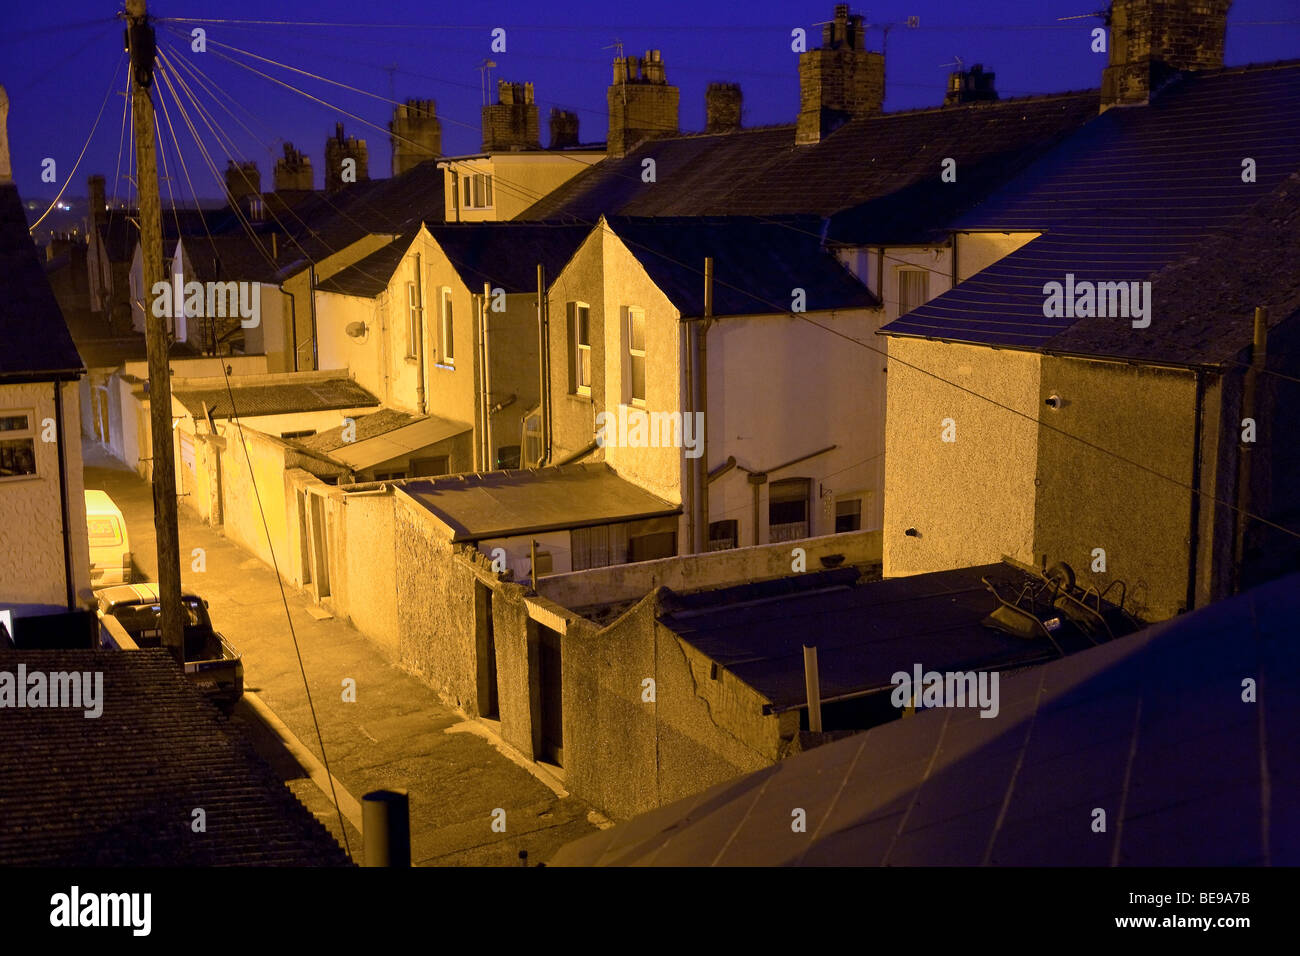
[{"left": 95, "top": 583, "right": 244, "bottom": 711}]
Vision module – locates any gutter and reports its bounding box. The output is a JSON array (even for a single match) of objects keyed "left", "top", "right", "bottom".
[{"left": 1185, "top": 368, "right": 1205, "bottom": 613}]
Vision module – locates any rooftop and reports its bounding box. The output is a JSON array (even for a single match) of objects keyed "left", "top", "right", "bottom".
[
  {"left": 172, "top": 372, "right": 379, "bottom": 419},
  {"left": 396, "top": 462, "right": 680, "bottom": 541},
  {"left": 0, "top": 185, "right": 84, "bottom": 380},
  {"left": 0, "top": 649, "right": 350, "bottom": 866},
  {"left": 292, "top": 408, "right": 470, "bottom": 470},
  {"left": 551, "top": 570, "right": 1299, "bottom": 866},
  {"left": 881, "top": 61, "right": 1300, "bottom": 362},
  {"left": 605, "top": 215, "right": 877, "bottom": 316},
  {"left": 661, "top": 562, "right": 1116, "bottom": 713}
]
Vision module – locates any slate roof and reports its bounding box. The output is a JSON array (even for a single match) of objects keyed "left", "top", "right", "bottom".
[
  {"left": 519, "top": 92, "right": 1098, "bottom": 227},
  {"left": 292, "top": 407, "right": 470, "bottom": 470},
  {"left": 427, "top": 222, "right": 592, "bottom": 293},
  {"left": 881, "top": 62, "right": 1300, "bottom": 361},
  {"left": 292, "top": 407, "right": 418, "bottom": 452},
  {"left": 551, "top": 570, "right": 1299, "bottom": 867},
  {"left": 0, "top": 184, "right": 84, "bottom": 380},
  {"left": 398, "top": 463, "right": 680, "bottom": 541},
  {"left": 180, "top": 233, "right": 285, "bottom": 284},
  {"left": 0, "top": 649, "right": 351, "bottom": 866},
  {"left": 605, "top": 216, "right": 878, "bottom": 317},
  {"left": 661, "top": 563, "right": 1111, "bottom": 712},
  {"left": 314, "top": 235, "right": 413, "bottom": 298},
  {"left": 173, "top": 375, "right": 379, "bottom": 419}
]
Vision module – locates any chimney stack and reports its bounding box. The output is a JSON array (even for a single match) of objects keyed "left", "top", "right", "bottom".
[
  {"left": 944, "top": 64, "right": 998, "bottom": 106},
  {"left": 705, "top": 83, "right": 743, "bottom": 133},
  {"left": 88, "top": 174, "right": 107, "bottom": 230},
  {"left": 796, "top": 4, "right": 884, "bottom": 145},
  {"left": 273, "top": 142, "right": 313, "bottom": 191},
  {"left": 324, "top": 123, "right": 369, "bottom": 192},
  {"left": 482, "top": 81, "right": 541, "bottom": 152},
  {"left": 391, "top": 99, "right": 441, "bottom": 174},
  {"left": 224, "top": 160, "right": 260, "bottom": 205},
  {"left": 607, "top": 50, "right": 680, "bottom": 158},
  {"left": 549, "top": 108, "right": 580, "bottom": 149},
  {"left": 1101, "top": 0, "right": 1232, "bottom": 109}
]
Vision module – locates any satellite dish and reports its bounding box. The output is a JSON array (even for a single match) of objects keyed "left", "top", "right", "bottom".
[{"left": 345, "top": 321, "right": 368, "bottom": 340}]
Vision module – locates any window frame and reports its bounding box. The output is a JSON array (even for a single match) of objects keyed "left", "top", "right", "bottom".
[
  {"left": 0, "top": 409, "right": 39, "bottom": 482},
  {"left": 896, "top": 267, "right": 930, "bottom": 317},
  {"left": 405, "top": 281, "right": 419, "bottom": 359},
  {"left": 626, "top": 306, "right": 646, "bottom": 407},
  {"left": 573, "top": 301, "right": 592, "bottom": 396},
  {"left": 439, "top": 287, "right": 455, "bottom": 366}
]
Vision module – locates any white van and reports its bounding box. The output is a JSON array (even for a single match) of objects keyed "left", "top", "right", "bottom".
[{"left": 85, "top": 489, "right": 132, "bottom": 587}]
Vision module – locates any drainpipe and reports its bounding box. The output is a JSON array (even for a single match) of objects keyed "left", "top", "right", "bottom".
[
  {"left": 537, "top": 263, "right": 551, "bottom": 465},
  {"left": 1185, "top": 368, "right": 1205, "bottom": 613},
  {"left": 690, "top": 258, "right": 714, "bottom": 553},
  {"left": 283, "top": 286, "right": 299, "bottom": 372},
  {"left": 1232, "top": 306, "right": 1269, "bottom": 594},
  {"left": 414, "top": 251, "right": 426, "bottom": 415},
  {"left": 480, "top": 282, "right": 494, "bottom": 468},
  {"left": 308, "top": 264, "right": 319, "bottom": 371},
  {"left": 54, "top": 382, "right": 76, "bottom": 609}
]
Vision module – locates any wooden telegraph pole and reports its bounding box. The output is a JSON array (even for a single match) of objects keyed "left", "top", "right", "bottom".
[{"left": 125, "top": 0, "right": 183, "bottom": 659}]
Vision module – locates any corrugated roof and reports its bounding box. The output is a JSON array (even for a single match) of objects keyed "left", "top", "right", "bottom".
[
  {"left": 605, "top": 216, "right": 878, "bottom": 316},
  {"left": 551, "top": 570, "right": 1299, "bottom": 867},
  {"left": 0, "top": 649, "right": 350, "bottom": 866},
  {"left": 519, "top": 92, "right": 1097, "bottom": 225},
  {"left": 173, "top": 376, "right": 379, "bottom": 419},
  {"left": 397, "top": 463, "right": 680, "bottom": 541},
  {"left": 1, "top": 185, "right": 83, "bottom": 379},
  {"left": 881, "top": 62, "right": 1300, "bottom": 361}
]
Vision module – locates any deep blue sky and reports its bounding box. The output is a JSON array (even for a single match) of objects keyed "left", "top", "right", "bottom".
[{"left": 6, "top": 0, "right": 1300, "bottom": 202}]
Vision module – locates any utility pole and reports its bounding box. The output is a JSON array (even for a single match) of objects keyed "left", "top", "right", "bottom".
[{"left": 125, "top": 0, "right": 183, "bottom": 660}]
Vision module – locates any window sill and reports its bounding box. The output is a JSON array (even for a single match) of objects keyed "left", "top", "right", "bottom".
[
  {"left": 434, "top": 362, "right": 455, "bottom": 371},
  {"left": 404, "top": 356, "right": 418, "bottom": 365},
  {"left": 567, "top": 392, "right": 592, "bottom": 404}
]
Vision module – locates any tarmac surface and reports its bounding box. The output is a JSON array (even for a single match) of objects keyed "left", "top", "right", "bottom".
[{"left": 84, "top": 441, "right": 599, "bottom": 866}]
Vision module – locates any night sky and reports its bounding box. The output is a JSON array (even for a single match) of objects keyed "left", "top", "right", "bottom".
[{"left": 6, "top": 0, "right": 1300, "bottom": 202}]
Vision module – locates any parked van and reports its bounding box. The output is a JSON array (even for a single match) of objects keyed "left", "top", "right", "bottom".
[{"left": 85, "top": 489, "right": 132, "bottom": 587}]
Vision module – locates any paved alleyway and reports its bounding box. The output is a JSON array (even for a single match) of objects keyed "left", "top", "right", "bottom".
[{"left": 83, "top": 442, "right": 598, "bottom": 865}]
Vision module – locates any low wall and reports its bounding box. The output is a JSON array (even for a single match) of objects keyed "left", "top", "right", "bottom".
[{"left": 537, "top": 529, "right": 881, "bottom": 608}]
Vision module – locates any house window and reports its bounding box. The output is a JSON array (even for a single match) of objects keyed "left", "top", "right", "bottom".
[
  {"left": 496, "top": 445, "right": 521, "bottom": 470},
  {"left": 463, "top": 173, "right": 494, "bottom": 209},
  {"left": 769, "top": 477, "right": 812, "bottom": 542},
  {"left": 523, "top": 411, "right": 542, "bottom": 466},
  {"left": 569, "top": 302, "right": 592, "bottom": 395},
  {"left": 571, "top": 523, "right": 630, "bottom": 571},
  {"left": 406, "top": 281, "right": 419, "bottom": 358},
  {"left": 440, "top": 287, "right": 454, "bottom": 365},
  {"left": 411, "top": 456, "right": 450, "bottom": 477},
  {"left": 0, "top": 411, "right": 37, "bottom": 479},
  {"left": 707, "top": 520, "right": 738, "bottom": 551},
  {"left": 373, "top": 470, "right": 407, "bottom": 481},
  {"left": 897, "top": 268, "right": 929, "bottom": 316},
  {"left": 835, "top": 497, "right": 862, "bottom": 533},
  {"left": 626, "top": 307, "right": 646, "bottom": 406}
]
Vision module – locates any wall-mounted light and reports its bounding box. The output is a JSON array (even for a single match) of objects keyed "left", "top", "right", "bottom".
[{"left": 1045, "top": 394, "right": 1062, "bottom": 410}]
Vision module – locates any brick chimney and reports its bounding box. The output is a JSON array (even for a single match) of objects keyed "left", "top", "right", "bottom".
[
  {"left": 391, "top": 99, "right": 441, "bottom": 174},
  {"left": 607, "top": 50, "right": 680, "bottom": 157},
  {"left": 549, "top": 108, "right": 580, "bottom": 149},
  {"left": 944, "top": 64, "right": 998, "bottom": 106},
  {"left": 796, "top": 4, "right": 885, "bottom": 145},
  {"left": 273, "top": 142, "right": 313, "bottom": 191},
  {"left": 482, "top": 81, "right": 541, "bottom": 152},
  {"left": 88, "top": 174, "right": 107, "bottom": 230},
  {"left": 324, "top": 123, "right": 369, "bottom": 192},
  {"left": 1101, "top": 0, "right": 1232, "bottom": 109},
  {"left": 0, "top": 85, "right": 11, "bottom": 184},
  {"left": 225, "top": 160, "right": 260, "bottom": 205},
  {"left": 705, "top": 83, "right": 742, "bottom": 133}
]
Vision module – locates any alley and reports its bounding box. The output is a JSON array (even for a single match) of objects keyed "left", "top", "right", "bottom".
[{"left": 83, "top": 442, "right": 598, "bottom": 865}]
